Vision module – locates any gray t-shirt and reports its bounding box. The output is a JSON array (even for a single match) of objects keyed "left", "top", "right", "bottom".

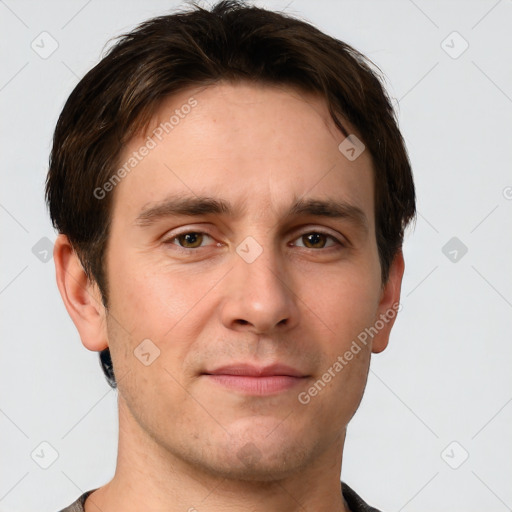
[{"left": 58, "top": 482, "right": 382, "bottom": 512}]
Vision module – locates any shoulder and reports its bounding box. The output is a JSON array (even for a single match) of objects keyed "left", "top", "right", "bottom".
[
  {"left": 57, "top": 489, "right": 97, "bottom": 512},
  {"left": 342, "top": 481, "right": 383, "bottom": 512}
]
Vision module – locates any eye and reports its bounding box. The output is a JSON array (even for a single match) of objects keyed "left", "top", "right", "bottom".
[
  {"left": 168, "top": 231, "right": 215, "bottom": 249},
  {"left": 292, "top": 231, "right": 342, "bottom": 249},
  {"left": 164, "top": 230, "right": 344, "bottom": 252}
]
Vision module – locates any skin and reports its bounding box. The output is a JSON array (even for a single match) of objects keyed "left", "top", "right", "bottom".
[{"left": 54, "top": 81, "right": 404, "bottom": 512}]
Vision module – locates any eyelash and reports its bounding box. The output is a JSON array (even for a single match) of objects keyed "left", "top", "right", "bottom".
[{"left": 164, "top": 229, "right": 345, "bottom": 252}]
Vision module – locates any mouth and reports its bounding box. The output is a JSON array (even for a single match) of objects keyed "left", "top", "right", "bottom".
[{"left": 201, "top": 363, "right": 309, "bottom": 395}]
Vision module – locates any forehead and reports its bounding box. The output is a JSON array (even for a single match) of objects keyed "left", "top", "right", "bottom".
[{"left": 112, "top": 81, "right": 375, "bottom": 226}]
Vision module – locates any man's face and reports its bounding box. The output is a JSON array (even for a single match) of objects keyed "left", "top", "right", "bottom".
[{"left": 102, "top": 81, "right": 399, "bottom": 480}]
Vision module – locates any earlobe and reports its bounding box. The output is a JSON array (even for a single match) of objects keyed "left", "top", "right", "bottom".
[
  {"left": 53, "top": 234, "right": 109, "bottom": 352},
  {"left": 371, "top": 250, "right": 405, "bottom": 354}
]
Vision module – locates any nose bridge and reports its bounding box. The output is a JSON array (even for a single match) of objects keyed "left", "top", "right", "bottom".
[
  {"left": 238, "top": 238, "right": 284, "bottom": 293},
  {"left": 222, "top": 234, "right": 299, "bottom": 333}
]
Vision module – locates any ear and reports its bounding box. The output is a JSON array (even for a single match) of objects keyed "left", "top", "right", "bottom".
[
  {"left": 53, "top": 234, "right": 108, "bottom": 352},
  {"left": 371, "top": 250, "right": 405, "bottom": 354}
]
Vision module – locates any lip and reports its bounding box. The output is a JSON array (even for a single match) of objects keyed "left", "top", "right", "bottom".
[
  {"left": 205, "top": 363, "right": 306, "bottom": 377},
  {"left": 202, "top": 364, "right": 308, "bottom": 395}
]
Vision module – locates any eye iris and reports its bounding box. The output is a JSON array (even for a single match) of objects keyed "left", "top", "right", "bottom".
[
  {"left": 175, "top": 233, "right": 330, "bottom": 249},
  {"left": 178, "top": 233, "right": 203, "bottom": 248},
  {"left": 303, "top": 233, "right": 326, "bottom": 248}
]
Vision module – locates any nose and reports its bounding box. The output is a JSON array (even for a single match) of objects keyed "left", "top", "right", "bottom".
[{"left": 220, "top": 243, "right": 300, "bottom": 335}]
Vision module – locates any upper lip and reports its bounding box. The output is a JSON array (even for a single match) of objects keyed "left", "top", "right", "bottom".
[{"left": 204, "top": 363, "right": 306, "bottom": 378}]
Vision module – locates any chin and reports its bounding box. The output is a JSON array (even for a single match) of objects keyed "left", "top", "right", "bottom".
[
  {"left": 200, "top": 422, "right": 313, "bottom": 482},
  {"left": 204, "top": 447, "right": 311, "bottom": 483}
]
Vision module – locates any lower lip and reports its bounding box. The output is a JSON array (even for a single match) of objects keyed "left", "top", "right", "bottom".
[{"left": 204, "top": 374, "right": 305, "bottom": 394}]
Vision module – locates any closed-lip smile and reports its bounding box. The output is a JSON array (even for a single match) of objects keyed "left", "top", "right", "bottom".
[{"left": 202, "top": 363, "right": 309, "bottom": 395}]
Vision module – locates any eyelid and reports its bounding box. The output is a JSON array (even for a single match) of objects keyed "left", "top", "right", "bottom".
[{"left": 289, "top": 222, "right": 348, "bottom": 243}]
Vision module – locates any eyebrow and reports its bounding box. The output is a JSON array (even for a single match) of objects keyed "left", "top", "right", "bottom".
[{"left": 134, "top": 195, "right": 368, "bottom": 233}]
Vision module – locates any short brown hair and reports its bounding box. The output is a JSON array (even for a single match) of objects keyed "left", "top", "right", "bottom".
[{"left": 46, "top": 0, "right": 416, "bottom": 389}]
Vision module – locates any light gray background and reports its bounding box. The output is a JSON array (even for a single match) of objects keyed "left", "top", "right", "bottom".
[{"left": 1, "top": 1, "right": 511, "bottom": 511}]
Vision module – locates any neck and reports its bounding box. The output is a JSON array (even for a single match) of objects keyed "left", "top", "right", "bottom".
[{"left": 84, "top": 396, "right": 350, "bottom": 512}]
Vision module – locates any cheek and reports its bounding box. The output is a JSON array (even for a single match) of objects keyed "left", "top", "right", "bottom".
[
  {"left": 106, "top": 250, "right": 218, "bottom": 337},
  {"left": 307, "top": 265, "right": 381, "bottom": 347},
  {"left": 292, "top": 262, "right": 379, "bottom": 402},
  {"left": 105, "top": 255, "right": 228, "bottom": 391}
]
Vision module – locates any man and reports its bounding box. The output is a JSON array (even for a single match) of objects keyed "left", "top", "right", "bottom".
[{"left": 47, "top": 1, "right": 415, "bottom": 510}]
